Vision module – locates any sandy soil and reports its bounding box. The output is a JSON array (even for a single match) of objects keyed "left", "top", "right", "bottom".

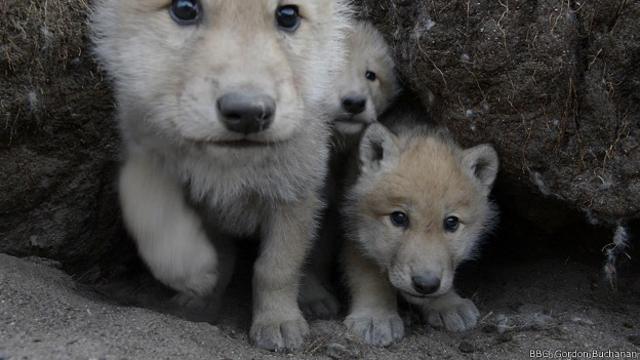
[{"left": 1, "top": 252, "right": 639, "bottom": 360}]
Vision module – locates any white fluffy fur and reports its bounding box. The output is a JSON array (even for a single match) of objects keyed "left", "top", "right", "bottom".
[
  {"left": 91, "top": 0, "right": 351, "bottom": 351},
  {"left": 331, "top": 21, "right": 400, "bottom": 135}
]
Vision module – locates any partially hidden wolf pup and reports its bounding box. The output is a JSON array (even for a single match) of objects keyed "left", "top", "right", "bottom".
[
  {"left": 342, "top": 118, "right": 499, "bottom": 346},
  {"left": 298, "top": 20, "right": 400, "bottom": 319},
  {"left": 91, "top": 0, "right": 349, "bottom": 351},
  {"left": 330, "top": 20, "right": 400, "bottom": 135}
]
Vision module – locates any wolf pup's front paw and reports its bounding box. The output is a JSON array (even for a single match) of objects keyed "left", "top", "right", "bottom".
[
  {"left": 299, "top": 277, "right": 339, "bottom": 319},
  {"left": 344, "top": 312, "right": 405, "bottom": 346},
  {"left": 170, "top": 267, "right": 220, "bottom": 299},
  {"left": 424, "top": 295, "right": 479, "bottom": 332},
  {"left": 170, "top": 291, "right": 222, "bottom": 323},
  {"left": 250, "top": 313, "right": 310, "bottom": 352},
  {"left": 299, "top": 290, "right": 339, "bottom": 320}
]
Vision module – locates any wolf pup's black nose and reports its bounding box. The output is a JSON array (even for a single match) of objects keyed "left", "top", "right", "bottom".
[
  {"left": 341, "top": 96, "right": 366, "bottom": 115},
  {"left": 412, "top": 274, "right": 441, "bottom": 295},
  {"left": 217, "top": 92, "right": 275, "bottom": 134}
]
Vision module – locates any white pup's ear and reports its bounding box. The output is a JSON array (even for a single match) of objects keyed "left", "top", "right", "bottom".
[
  {"left": 463, "top": 144, "right": 499, "bottom": 194},
  {"left": 359, "top": 123, "right": 399, "bottom": 175}
]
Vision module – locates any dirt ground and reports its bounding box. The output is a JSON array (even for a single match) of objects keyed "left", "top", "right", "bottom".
[{"left": 1, "top": 248, "right": 639, "bottom": 360}]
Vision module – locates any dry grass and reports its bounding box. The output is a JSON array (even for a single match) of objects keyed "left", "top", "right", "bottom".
[{"left": 1, "top": 0, "right": 96, "bottom": 147}]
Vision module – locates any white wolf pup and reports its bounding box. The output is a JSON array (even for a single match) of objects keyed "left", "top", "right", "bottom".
[
  {"left": 331, "top": 20, "right": 400, "bottom": 135},
  {"left": 342, "top": 119, "right": 499, "bottom": 346},
  {"left": 91, "top": 0, "right": 349, "bottom": 351},
  {"left": 299, "top": 20, "right": 400, "bottom": 318}
]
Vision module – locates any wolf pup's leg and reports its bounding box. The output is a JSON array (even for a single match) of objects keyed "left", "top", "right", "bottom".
[
  {"left": 119, "top": 153, "right": 219, "bottom": 301},
  {"left": 250, "top": 193, "right": 321, "bottom": 351},
  {"left": 298, "top": 271, "right": 339, "bottom": 319},
  {"left": 343, "top": 243, "right": 404, "bottom": 347},
  {"left": 172, "top": 235, "right": 236, "bottom": 322},
  {"left": 298, "top": 209, "right": 340, "bottom": 319},
  {"left": 421, "top": 289, "right": 480, "bottom": 332}
]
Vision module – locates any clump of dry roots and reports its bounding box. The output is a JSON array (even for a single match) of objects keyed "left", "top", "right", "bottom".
[{"left": 603, "top": 224, "right": 632, "bottom": 289}]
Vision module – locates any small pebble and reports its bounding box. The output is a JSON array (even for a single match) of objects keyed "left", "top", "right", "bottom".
[
  {"left": 495, "top": 314, "right": 510, "bottom": 334},
  {"left": 531, "top": 313, "right": 554, "bottom": 330},
  {"left": 496, "top": 332, "right": 513, "bottom": 344},
  {"left": 458, "top": 340, "right": 475, "bottom": 353},
  {"left": 571, "top": 317, "right": 594, "bottom": 326},
  {"left": 623, "top": 322, "right": 634, "bottom": 329},
  {"left": 326, "top": 342, "right": 359, "bottom": 359},
  {"left": 497, "top": 324, "right": 510, "bottom": 334}
]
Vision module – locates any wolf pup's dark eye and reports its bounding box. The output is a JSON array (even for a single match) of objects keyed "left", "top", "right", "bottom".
[
  {"left": 390, "top": 211, "right": 409, "bottom": 228},
  {"left": 444, "top": 216, "right": 460, "bottom": 232},
  {"left": 276, "top": 5, "right": 300, "bottom": 31},
  {"left": 365, "top": 71, "right": 377, "bottom": 81},
  {"left": 170, "top": 0, "right": 201, "bottom": 25}
]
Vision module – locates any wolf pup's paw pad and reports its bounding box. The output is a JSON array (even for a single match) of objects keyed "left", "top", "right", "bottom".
[
  {"left": 426, "top": 298, "right": 479, "bottom": 332},
  {"left": 250, "top": 316, "right": 309, "bottom": 352},
  {"left": 344, "top": 313, "right": 404, "bottom": 346}
]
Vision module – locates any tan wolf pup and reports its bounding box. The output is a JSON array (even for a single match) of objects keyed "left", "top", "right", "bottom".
[{"left": 342, "top": 116, "right": 499, "bottom": 346}]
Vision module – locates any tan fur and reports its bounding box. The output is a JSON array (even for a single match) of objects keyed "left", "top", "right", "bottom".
[
  {"left": 91, "top": 0, "right": 351, "bottom": 351},
  {"left": 343, "top": 121, "right": 499, "bottom": 346}
]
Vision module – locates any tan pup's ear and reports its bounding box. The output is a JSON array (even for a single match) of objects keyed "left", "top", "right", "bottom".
[
  {"left": 462, "top": 144, "right": 499, "bottom": 195},
  {"left": 359, "top": 123, "right": 399, "bottom": 175}
]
